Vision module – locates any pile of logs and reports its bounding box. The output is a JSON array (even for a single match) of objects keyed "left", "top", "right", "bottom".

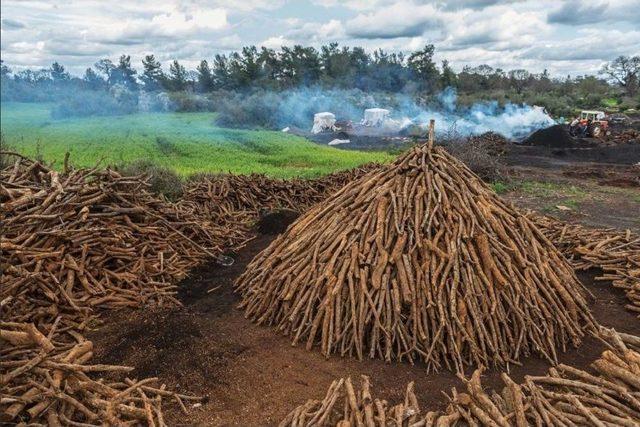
[
  {"left": 0, "top": 154, "right": 234, "bottom": 423},
  {"left": 467, "top": 131, "right": 510, "bottom": 157},
  {"left": 280, "top": 329, "right": 640, "bottom": 426},
  {"left": 181, "top": 164, "right": 381, "bottom": 226},
  {"left": 236, "top": 142, "right": 596, "bottom": 372},
  {"left": 532, "top": 214, "right": 640, "bottom": 317},
  {"left": 1, "top": 153, "right": 249, "bottom": 326},
  {"left": 1, "top": 322, "right": 201, "bottom": 425}
]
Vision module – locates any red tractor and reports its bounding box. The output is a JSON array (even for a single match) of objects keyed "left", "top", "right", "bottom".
[{"left": 569, "top": 110, "right": 609, "bottom": 137}]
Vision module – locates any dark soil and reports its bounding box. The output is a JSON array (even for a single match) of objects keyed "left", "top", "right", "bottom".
[
  {"left": 90, "top": 210, "right": 640, "bottom": 426},
  {"left": 257, "top": 209, "right": 300, "bottom": 234},
  {"left": 505, "top": 144, "right": 640, "bottom": 167},
  {"left": 562, "top": 164, "right": 640, "bottom": 188}
]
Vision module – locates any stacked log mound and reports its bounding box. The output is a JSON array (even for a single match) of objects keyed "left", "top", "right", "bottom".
[
  {"left": 0, "top": 154, "right": 232, "bottom": 424},
  {"left": 181, "top": 164, "right": 381, "bottom": 225},
  {"left": 280, "top": 329, "right": 640, "bottom": 426},
  {"left": 236, "top": 143, "right": 596, "bottom": 372},
  {"left": 532, "top": 214, "right": 640, "bottom": 317}
]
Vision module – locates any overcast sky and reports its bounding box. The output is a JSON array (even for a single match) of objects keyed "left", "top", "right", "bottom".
[{"left": 2, "top": 0, "right": 639, "bottom": 77}]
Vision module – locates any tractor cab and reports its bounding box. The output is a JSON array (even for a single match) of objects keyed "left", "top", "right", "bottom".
[
  {"left": 579, "top": 110, "right": 606, "bottom": 121},
  {"left": 569, "top": 110, "right": 608, "bottom": 137}
]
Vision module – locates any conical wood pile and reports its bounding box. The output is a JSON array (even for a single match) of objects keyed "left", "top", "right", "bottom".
[{"left": 236, "top": 143, "right": 596, "bottom": 372}]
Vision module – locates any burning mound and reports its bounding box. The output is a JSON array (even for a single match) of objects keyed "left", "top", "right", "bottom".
[{"left": 236, "top": 143, "right": 595, "bottom": 372}]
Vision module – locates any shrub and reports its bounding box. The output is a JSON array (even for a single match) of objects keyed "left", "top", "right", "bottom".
[
  {"left": 166, "top": 91, "right": 214, "bottom": 112},
  {"left": 439, "top": 136, "right": 506, "bottom": 182},
  {"left": 51, "top": 90, "right": 137, "bottom": 119},
  {"left": 117, "top": 160, "right": 184, "bottom": 201}
]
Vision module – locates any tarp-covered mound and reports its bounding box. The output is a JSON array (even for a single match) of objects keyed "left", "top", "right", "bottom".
[{"left": 236, "top": 144, "right": 596, "bottom": 372}]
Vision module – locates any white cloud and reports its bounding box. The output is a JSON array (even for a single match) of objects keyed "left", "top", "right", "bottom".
[
  {"left": 262, "top": 35, "right": 294, "bottom": 49},
  {"left": 345, "top": 2, "right": 441, "bottom": 39},
  {"left": 0, "top": 0, "right": 638, "bottom": 76}
]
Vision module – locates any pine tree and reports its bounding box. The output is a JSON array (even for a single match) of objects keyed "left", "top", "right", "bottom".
[
  {"left": 141, "top": 55, "right": 165, "bottom": 91},
  {"left": 169, "top": 60, "right": 187, "bottom": 91},
  {"left": 196, "top": 60, "right": 214, "bottom": 92}
]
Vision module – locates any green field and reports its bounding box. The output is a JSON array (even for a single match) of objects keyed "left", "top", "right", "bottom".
[{"left": 0, "top": 103, "right": 392, "bottom": 178}]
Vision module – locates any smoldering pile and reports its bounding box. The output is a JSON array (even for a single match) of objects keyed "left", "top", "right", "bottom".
[
  {"left": 0, "top": 153, "right": 241, "bottom": 424},
  {"left": 280, "top": 328, "right": 640, "bottom": 427},
  {"left": 236, "top": 140, "right": 596, "bottom": 372}
]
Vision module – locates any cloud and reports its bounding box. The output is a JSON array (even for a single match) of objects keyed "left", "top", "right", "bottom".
[
  {"left": 0, "top": 0, "right": 638, "bottom": 77},
  {"left": 548, "top": 0, "right": 640, "bottom": 26},
  {"left": 1, "top": 18, "right": 25, "bottom": 29},
  {"left": 547, "top": 1, "right": 608, "bottom": 25},
  {"left": 345, "top": 2, "right": 440, "bottom": 39},
  {"left": 262, "top": 35, "right": 294, "bottom": 49},
  {"left": 288, "top": 19, "right": 346, "bottom": 43}
]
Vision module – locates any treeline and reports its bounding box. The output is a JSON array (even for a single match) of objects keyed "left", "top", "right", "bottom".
[{"left": 1, "top": 45, "right": 638, "bottom": 119}]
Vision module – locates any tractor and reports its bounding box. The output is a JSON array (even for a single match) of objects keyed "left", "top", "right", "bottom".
[{"left": 569, "top": 110, "right": 609, "bottom": 138}]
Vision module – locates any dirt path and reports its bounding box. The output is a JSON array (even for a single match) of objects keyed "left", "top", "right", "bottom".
[{"left": 91, "top": 229, "right": 639, "bottom": 426}]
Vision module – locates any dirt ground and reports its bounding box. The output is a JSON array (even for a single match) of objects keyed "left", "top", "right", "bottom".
[
  {"left": 91, "top": 234, "right": 638, "bottom": 427},
  {"left": 89, "top": 141, "right": 640, "bottom": 426}
]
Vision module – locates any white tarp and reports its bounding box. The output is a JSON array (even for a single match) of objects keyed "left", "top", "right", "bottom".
[
  {"left": 362, "top": 108, "right": 390, "bottom": 127},
  {"left": 328, "top": 139, "right": 350, "bottom": 146},
  {"left": 311, "top": 112, "right": 336, "bottom": 134}
]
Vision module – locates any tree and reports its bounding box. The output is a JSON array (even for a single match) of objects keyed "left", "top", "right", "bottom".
[
  {"left": 600, "top": 55, "right": 640, "bottom": 96},
  {"left": 82, "top": 68, "right": 105, "bottom": 90},
  {"left": 50, "top": 62, "right": 70, "bottom": 82},
  {"left": 440, "top": 60, "right": 457, "bottom": 89},
  {"left": 0, "top": 60, "right": 10, "bottom": 78},
  {"left": 141, "top": 55, "right": 165, "bottom": 91},
  {"left": 508, "top": 69, "right": 531, "bottom": 94},
  {"left": 114, "top": 55, "right": 138, "bottom": 90},
  {"left": 95, "top": 59, "right": 116, "bottom": 83},
  {"left": 196, "top": 60, "right": 214, "bottom": 92},
  {"left": 407, "top": 44, "right": 438, "bottom": 90},
  {"left": 212, "top": 54, "right": 231, "bottom": 89},
  {"left": 168, "top": 60, "right": 188, "bottom": 91}
]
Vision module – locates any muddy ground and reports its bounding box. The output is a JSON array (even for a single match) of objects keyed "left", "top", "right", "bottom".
[{"left": 90, "top": 141, "right": 640, "bottom": 426}]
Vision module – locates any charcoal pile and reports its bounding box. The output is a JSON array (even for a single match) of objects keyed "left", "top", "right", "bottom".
[
  {"left": 236, "top": 137, "right": 596, "bottom": 372},
  {"left": 0, "top": 153, "right": 232, "bottom": 424},
  {"left": 532, "top": 214, "right": 640, "bottom": 317},
  {"left": 280, "top": 328, "right": 640, "bottom": 426},
  {"left": 522, "top": 124, "right": 589, "bottom": 148}
]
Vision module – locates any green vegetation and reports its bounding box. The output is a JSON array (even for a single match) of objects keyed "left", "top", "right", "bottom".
[
  {"left": 1, "top": 103, "right": 392, "bottom": 178},
  {"left": 491, "top": 181, "right": 511, "bottom": 194}
]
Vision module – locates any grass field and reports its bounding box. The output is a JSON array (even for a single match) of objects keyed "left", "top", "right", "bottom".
[{"left": 1, "top": 103, "right": 392, "bottom": 178}]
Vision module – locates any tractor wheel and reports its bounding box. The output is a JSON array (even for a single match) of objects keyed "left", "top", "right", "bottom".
[{"left": 590, "top": 125, "right": 602, "bottom": 137}]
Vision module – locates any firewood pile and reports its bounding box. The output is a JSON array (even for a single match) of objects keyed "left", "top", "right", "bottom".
[
  {"left": 601, "top": 128, "right": 640, "bottom": 146},
  {"left": 467, "top": 131, "right": 510, "bottom": 156},
  {"left": 280, "top": 329, "right": 640, "bottom": 427},
  {"left": 1, "top": 322, "right": 202, "bottom": 425},
  {"left": 236, "top": 141, "right": 596, "bottom": 372},
  {"left": 181, "top": 164, "right": 381, "bottom": 226},
  {"left": 0, "top": 153, "right": 238, "bottom": 424},
  {"left": 532, "top": 214, "right": 640, "bottom": 317}
]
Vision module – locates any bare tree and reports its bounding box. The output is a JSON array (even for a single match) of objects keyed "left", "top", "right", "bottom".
[{"left": 600, "top": 55, "right": 640, "bottom": 96}]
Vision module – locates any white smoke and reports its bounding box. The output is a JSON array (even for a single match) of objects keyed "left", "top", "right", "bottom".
[
  {"left": 412, "top": 87, "right": 556, "bottom": 139},
  {"left": 278, "top": 86, "right": 555, "bottom": 140}
]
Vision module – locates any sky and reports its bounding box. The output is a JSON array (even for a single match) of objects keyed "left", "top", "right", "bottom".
[{"left": 1, "top": 0, "right": 639, "bottom": 77}]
